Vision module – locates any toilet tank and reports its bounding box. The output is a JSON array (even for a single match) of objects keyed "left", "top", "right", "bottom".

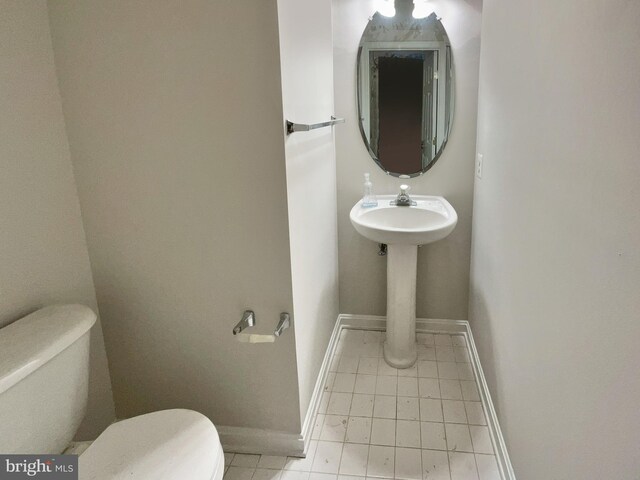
[{"left": 0, "top": 305, "right": 97, "bottom": 453}]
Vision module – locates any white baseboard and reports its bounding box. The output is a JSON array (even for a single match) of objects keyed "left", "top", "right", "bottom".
[
  {"left": 298, "top": 314, "right": 343, "bottom": 456},
  {"left": 219, "top": 313, "right": 515, "bottom": 480},
  {"left": 217, "top": 425, "right": 303, "bottom": 457}
]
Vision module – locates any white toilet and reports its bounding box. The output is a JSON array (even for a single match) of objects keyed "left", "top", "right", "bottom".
[{"left": 0, "top": 304, "right": 225, "bottom": 479}]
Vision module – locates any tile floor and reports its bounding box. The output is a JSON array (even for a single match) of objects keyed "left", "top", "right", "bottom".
[{"left": 224, "top": 329, "right": 502, "bottom": 480}]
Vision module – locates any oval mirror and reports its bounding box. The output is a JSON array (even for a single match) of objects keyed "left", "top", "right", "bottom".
[{"left": 357, "top": 2, "right": 454, "bottom": 177}]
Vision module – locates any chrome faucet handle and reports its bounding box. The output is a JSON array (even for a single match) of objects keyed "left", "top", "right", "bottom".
[{"left": 392, "top": 184, "right": 415, "bottom": 206}]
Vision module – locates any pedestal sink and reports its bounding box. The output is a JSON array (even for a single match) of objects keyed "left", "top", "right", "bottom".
[{"left": 350, "top": 194, "right": 458, "bottom": 368}]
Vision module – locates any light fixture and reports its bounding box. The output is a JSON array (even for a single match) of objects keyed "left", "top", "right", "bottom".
[
  {"left": 375, "top": 0, "right": 396, "bottom": 17},
  {"left": 412, "top": 0, "right": 433, "bottom": 19}
]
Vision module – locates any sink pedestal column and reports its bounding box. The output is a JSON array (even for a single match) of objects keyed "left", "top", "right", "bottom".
[{"left": 383, "top": 244, "right": 418, "bottom": 368}]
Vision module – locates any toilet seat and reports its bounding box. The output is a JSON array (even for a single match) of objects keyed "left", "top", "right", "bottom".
[{"left": 79, "top": 409, "right": 224, "bottom": 480}]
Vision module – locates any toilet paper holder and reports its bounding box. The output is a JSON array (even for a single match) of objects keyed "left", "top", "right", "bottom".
[{"left": 233, "top": 310, "right": 290, "bottom": 343}]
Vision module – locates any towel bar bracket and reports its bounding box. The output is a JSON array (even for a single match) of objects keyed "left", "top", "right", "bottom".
[{"left": 286, "top": 116, "right": 345, "bottom": 135}]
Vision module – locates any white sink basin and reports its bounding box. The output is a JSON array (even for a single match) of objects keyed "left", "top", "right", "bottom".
[{"left": 350, "top": 195, "right": 458, "bottom": 245}]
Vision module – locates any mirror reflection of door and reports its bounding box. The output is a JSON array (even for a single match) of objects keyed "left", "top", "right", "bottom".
[
  {"left": 357, "top": 12, "right": 454, "bottom": 177},
  {"left": 369, "top": 50, "right": 438, "bottom": 174}
]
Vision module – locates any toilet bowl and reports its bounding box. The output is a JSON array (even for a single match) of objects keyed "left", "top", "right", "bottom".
[{"left": 0, "top": 305, "right": 224, "bottom": 480}]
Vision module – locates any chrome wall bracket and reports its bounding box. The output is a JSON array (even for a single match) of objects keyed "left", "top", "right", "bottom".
[
  {"left": 232, "top": 310, "right": 291, "bottom": 341},
  {"left": 274, "top": 313, "right": 290, "bottom": 337},
  {"left": 233, "top": 310, "right": 255, "bottom": 335},
  {"left": 286, "top": 116, "right": 345, "bottom": 135}
]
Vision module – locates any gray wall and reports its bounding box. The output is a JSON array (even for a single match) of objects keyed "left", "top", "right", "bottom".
[
  {"left": 277, "top": 0, "right": 340, "bottom": 426},
  {"left": 469, "top": 0, "right": 640, "bottom": 477},
  {"left": 0, "top": 0, "right": 114, "bottom": 440},
  {"left": 333, "top": 0, "right": 482, "bottom": 320},
  {"left": 48, "top": 0, "right": 302, "bottom": 434}
]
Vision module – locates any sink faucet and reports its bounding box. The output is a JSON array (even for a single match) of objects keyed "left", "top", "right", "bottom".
[{"left": 391, "top": 184, "right": 416, "bottom": 206}]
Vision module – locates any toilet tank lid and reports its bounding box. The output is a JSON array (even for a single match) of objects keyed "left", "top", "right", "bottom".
[{"left": 0, "top": 304, "right": 96, "bottom": 394}]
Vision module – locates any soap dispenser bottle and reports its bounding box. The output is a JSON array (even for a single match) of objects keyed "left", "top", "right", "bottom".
[{"left": 362, "top": 173, "right": 378, "bottom": 207}]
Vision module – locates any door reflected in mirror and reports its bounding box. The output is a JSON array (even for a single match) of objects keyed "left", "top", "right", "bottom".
[{"left": 357, "top": 2, "right": 454, "bottom": 177}]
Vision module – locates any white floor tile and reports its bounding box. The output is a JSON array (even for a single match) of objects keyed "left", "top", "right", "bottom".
[
  {"left": 442, "top": 400, "right": 468, "bottom": 424},
  {"left": 395, "top": 420, "right": 421, "bottom": 448},
  {"left": 258, "top": 456, "right": 288, "bottom": 470},
  {"left": 312, "top": 414, "right": 325, "bottom": 440},
  {"left": 327, "top": 393, "right": 353, "bottom": 416},
  {"left": 418, "top": 378, "right": 441, "bottom": 398},
  {"left": 422, "top": 449, "right": 450, "bottom": 480},
  {"left": 373, "top": 395, "right": 397, "bottom": 419},
  {"left": 318, "top": 393, "right": 330, "bottom": 415},
  {"left": 417, "top": 333, "right": 435, "bottom": 345},
  {"left": 449, "top": 452, "right": 479, "bottom": 480},
  {"left": 253, "top": 469, "right": 283, "bottom": 480},
  {"left": 397, "top": 397, "right": 420, "bottom": 421},
  {"left": 397, "top": 362, "right": 418, "bottom": 377},
  {"left": 420, "top": 422, "right": 446, "bottom": 450},
  {"left": 350, "top": 394, "right": 374, "bottom": 417},
  {"left": 360, "top": 342, "right": 381, "bottom": 357},
  {"left": 312, "top": 441, "right": 343, "bottom": 474},
  {"left": 308, "top": 474, "right": 337, "bottom": 480},
  {"left": 435, "top": 346, "right": 456, "bottom": 362},
  {"left": 338, "top": 356, "right": 360, "bottom": 374},
  {"left": 338, "top": 476, "right": 364, "bottom": 480},
  {"left": 339, "top": 443, "right": 369, "bottom": 476},
  {"left": 366, "top": 445, "right": 395, "bottom": 478},
  {"left": 334, "top": 373, "right": 357, "bottom": 393},
  {"left": 469, "top": 425, "right": 494, "bottom": 454},
  {"left": 419, "top": 398, "right": 444, "bottom": 422},
  {"left": 377, "top": 358, "right": 399, "bottom": 376},
  {"left": 434, "top": 334, "right": 453, "bottom": 346},
  {"left": 439, "top": 379, "right": 463, "bottom": 400},
  {"left": 232, "top": 454, "right": 260, "bottom": 467},
  {"left": 325, "top": 373, "right": 337, "bottom": 392},
  {"left": 225, "top": 467, "right": 256, "bottom": 480},
  {"left": 394, "top": 447, "right": 422, "bottom": 480},
  {"left": 354, "top": 375, "right": 377, "bottom": 395},
  {"left": 370, "top": 418, "right": 396, "bottom": 446},
  {"left": 225, "top": 452, "right": 235, "bottom": 466},
  {"left": 464, "top": 402, "right": 487, "bottom": 426},
  {"left": 437, "top": 362, "right": 459, "bottom": 380},
  {"left": 340, "top": 330, "right": 363, "bottom": 343},
  {"left": 417, "top": 360, "right": 438, "bottom": 378},
  {"left": 451, "top": 335, "right": 467, "bottom": 347},
  {"left": 475, "top": 454, "right": 501, "bottom": 480},
  {"left": 417, "top": 345, "right": 437, "bottom": 361},
  {"left": 454, "top": 347, "right": 470, "bottom": 363},
  {"left": 329, "top": 356, "right": 341, "bottom": 373},
  {"left": 445, "top": 424, "right": 474, "bottom": 453},
  {"left": 397, "top": 381, "right": 418, "bottom": 399},
  {"left": 284, "top": 440, "right": 317, "bottom": 471},
  {"left": 457, "top": 363, "right": 475, "bottom": 381},
  {"left": 375, "top": 376, "right": 398, "bottom": 396},
  {"left": 363, "top": 330, "right": 381, "bottom": 344},
  {"left": 345, "top": 416, "right": 372, "bottom": 444},
  {"left": 281, "top": 471, "right": 311, "bottom": 480},
  {"left": 461, "top": 381, "right": 480, "bottom": 401},
  {"left": 357, "top": 357, "right": 378, "bottom": 375},
  {"left": 320, "top": 415, "right": 348, "bottom": 442}
]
